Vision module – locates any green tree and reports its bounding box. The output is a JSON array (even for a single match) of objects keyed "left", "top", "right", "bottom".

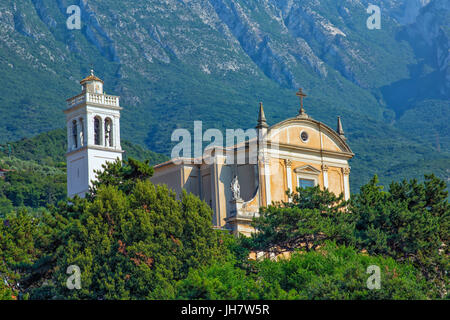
[
  {"left": 0, "top": 196, "right": 13, "bottom": 217},
  {"left": 88, "top": 157, "right": 154, "bottom": 197},
  {"left": 177, "top": 242, "right": 430, "bottom": 300},
  {"left": 245, "top": 175, "right": 449, "bottom": 298},
  {"left": 34, "top": 158, "right": 228, "bottom": 299},
  {"left": 0, "top": 284, "right": 15, "bottom": 300},
  {"left": 176, "top": 260, "right": 286, "bottom": 300},
  {"left": 256, "top": 242, "right": 429, "bottom": 300},
  {"left": 351, "top": 174, "right": 449, "bottom": 297},
  {"left": 0, "top": 209, "right": 57, "bottom": 300},
  {"left": 246, "top": 186, "right": 356, "bottom": 255}
]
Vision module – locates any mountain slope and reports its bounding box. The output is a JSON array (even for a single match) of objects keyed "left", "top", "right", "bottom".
[{"left": 0, "top": 0, "right": 448, "bottom": 192}]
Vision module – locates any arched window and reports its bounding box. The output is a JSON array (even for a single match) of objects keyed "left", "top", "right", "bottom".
[
  {"left": 104, "top": 118, "right": 113, "bottom": 147},
  {"left": 94, "top": 117, "right": 101, "bottom": 145},
  {"left": 72, "top": 120, "right": 78, "bottom": 149},
  {"left": 79, "top": 118, "right": 84, "bottom": 147}
]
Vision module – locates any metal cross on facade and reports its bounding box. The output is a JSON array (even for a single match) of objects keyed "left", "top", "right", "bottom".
[{"left": 296, "top": 88, "right": 308, "bottom": 117}]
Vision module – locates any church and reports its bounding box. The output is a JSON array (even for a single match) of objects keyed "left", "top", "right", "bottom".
[{"left": 65, "top": 72, "right": 354, "bottom": 236}]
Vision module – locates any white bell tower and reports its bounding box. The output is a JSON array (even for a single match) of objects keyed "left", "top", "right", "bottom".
[{"left": 65, "top": 70, "right": 123, "bottom": 198}]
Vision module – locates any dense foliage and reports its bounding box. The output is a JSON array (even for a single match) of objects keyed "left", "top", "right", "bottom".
[
  {"left": 0, "top": 157, "right": 66, "bottom": 216},
  {"left": 0, "top": 129, "right": 168, "bottom": 217},
  {"left": 245, "top": 175, "right": 449, "bottom": 298},
  {"left": 0, "top": 156, "right": 448, "bottom": 300},
  {"left": 352, "top": 175, "right": 449, "bottom": 295},
  {"left": 1, "top": 158, "right": 230, "bottom": 300},
  {"left": 177, "top": 242, "right": 430, "bottom": 300},
  {"left": 46, "top": 185, "right": 226, "bottom": 299},
  {"left": 247, "top": 188, "right": 355, "bottom": 254}
]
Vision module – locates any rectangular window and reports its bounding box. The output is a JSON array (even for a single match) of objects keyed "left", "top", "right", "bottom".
[{"left": 298, "top": 178, "right": 315, "bottom": 189}]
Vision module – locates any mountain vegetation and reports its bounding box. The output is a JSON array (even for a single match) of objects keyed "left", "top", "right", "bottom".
[
  {"left": 0, "top": 129, "right": 168, "bottom": 216},
  {"left": 0, "top": 0, "right": 448, "bottom": 193}
]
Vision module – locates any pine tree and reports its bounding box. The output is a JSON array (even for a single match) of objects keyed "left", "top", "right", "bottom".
[{"left": 247, "top": 186, "right": 356, "bottom": 255}]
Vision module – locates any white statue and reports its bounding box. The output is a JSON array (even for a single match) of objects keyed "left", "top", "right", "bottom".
[
  {"left": 105, "top": 123, "right": 111, "bottom": 147},
  {"left": 230, "top": 175, "right": 241, "bottom": 201},
  {"left": 79, "top": 130, "right": 84, "bottom": 147}
]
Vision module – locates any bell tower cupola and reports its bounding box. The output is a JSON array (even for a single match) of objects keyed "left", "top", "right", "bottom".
[{"left": 81, "top": 69, "right": 104, "bottom": 94}]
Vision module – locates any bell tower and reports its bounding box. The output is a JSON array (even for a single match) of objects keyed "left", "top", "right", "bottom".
[{"left": 65, "top": 70, "right": 123, "bottom": 198}]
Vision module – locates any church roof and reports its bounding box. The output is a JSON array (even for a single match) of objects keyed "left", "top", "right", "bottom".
[
  {"left": 80, "top": 70, "right": 104, "bottom": 84},
  {"left": 265, "top": 88, "right": 353, "bottom": 155}
]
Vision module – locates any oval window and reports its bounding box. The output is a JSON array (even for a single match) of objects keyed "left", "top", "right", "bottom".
[{"left": 300, "top": 131, "right": 309, "bottom": 142}]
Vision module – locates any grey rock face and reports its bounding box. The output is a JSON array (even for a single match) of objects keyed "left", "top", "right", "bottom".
[{"left": 405, "top": 0, "right": 450, "bottom": 95}]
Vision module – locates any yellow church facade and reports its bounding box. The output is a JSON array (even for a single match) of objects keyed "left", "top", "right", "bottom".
[{"left": 151, "top": 90, "right": 354, "bottom": 236}]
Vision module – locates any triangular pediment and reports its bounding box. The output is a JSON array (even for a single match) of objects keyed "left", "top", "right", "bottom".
[{"left": 293, "top": 165, "right": 321, "bottom": 174}]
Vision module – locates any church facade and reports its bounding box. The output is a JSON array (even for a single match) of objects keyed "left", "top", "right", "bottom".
[
  {"left": 151, "top": 91, "right": 354, "bottom": 236},
  {"left": 66, "top": 73, "right": 354, "bottom": 236}
]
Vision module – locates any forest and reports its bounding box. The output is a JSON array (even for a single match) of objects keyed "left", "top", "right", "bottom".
[{"left": 0, "top": 157, "right": 448, "bottom": 300}]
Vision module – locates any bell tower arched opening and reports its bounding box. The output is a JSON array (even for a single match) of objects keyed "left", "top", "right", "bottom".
[
  {"left": 72, "top": 120, "right": 78, "bottom": 149},
  {"left": 104, "top": 118, "right": 113, "bottom": 147},
  {"left": 94, "top": 116, "right": 102, "bottom": 146}
]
